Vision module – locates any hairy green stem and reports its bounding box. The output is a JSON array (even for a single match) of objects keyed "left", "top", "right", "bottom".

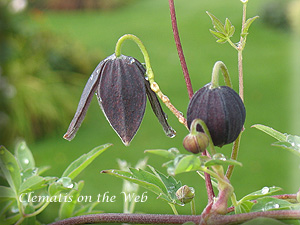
[
  {"left": 226, "top": 1, "right": 248, "bottom": 179},
  {"left": 191, "top": 198, "right": 196, "bottom": 215},
  {"left": 169, "top": 203, "right": 179, "bottom": 215},
  {"left": 226, "top": 133, "right": 241, "bottom": 179}
]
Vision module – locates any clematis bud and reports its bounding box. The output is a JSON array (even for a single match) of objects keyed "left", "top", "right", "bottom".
[
  {"left": 187, "top": 83, "right": 245, "bottom": 147},
  {"left": 183, "top": 131, "right": 209, "bottom": 154},
  {"left": 176, "top": 185, "right": 195, "bottom": 204}
]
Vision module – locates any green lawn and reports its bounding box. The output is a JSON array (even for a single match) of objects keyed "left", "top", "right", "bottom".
[{"left": 27, "top": 0, "right": 298, "bottom": 222}]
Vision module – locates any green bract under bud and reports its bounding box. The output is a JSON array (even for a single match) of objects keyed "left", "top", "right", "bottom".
[
  {"left": 176, "top": 185, "right": 195, "bottom": 204},
  {"left": 183, "top": 131, "right": 209, "bottom": 154}
]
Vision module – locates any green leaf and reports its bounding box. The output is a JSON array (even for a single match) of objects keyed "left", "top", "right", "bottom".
[
  {"left": 252, "top": 124, "right": 300, "bottom": 158},
  {"left": 0, "top": 186, "right": 15, "bottom": 199},
  {"left": 228, "top": 26, "right": 235, "bottom": 37},
  {"left": 250, "top": 197, "right": 292, "bottom": 212},
  {"left": 73, "top": 201, "right": 102, "bottom": 216},
  {"left": 129, "top": 167, "right": 168, "bottom": 194},
  {"left": 22, "top": 204, "right": 36, "bottom": 225},
  {"left": 148, "top": 166, "right": 182, "bottom": 202},
  {"left": 62, "top": 144, "right": 112, "bottom": 180},
  {"left": 0, "top": 213, "right": 21, "bottom": 225},
  {"left": 241, "top": 217, "right": 286, "bottom": 225},
  {"left": 251, "top": 124, "right": 286, "bottom": 142},
  {"left": 235, "top": 200, "right": 254, "bottom": 214},
  {"left": 174, "top": 155, "right": 201, "bottom": 175},
  {"left": 59, "top": 181, "right": 84, "bottom": 220},
  {"left": 216, "top": 38, "right": 228, "bottom": 44},
  {"left": 205, "top": 158, "right": 242, "bottom": 167},
  {"left": 0, "top": 146, "right": 21, "bottom": 195},
  {"left": 239, "top": 186, "right": 282, "bottom": 202},
  {"left": 197, "top": 171, "right": 218, "bottom": 188},
  {"left": 48, "top": 177, "right": 76, "bottom": 196},
  {"left": 272, "top": 135, "right": 300, "bottom": 158},
  {"left": 19, "top": 176, "right": 46, "bottom": 193},
  {"left": 204, "top": 154, "right": 242, "bottom": 167},
  {"left": 242, "top": 16, "right": 259, "bottom": 35},
  {"left": 101, "top": 168, "right": 179, "bottom": 204},
  {"left": 206, "top": 11, "right": 226, "bottom": 33},
  {"left": 209, "top": 29, "right": 227, "bottom": 40},
  {"left": 14, "top": 141, "right": 35, "bottom": 171},
  {"left": 225, "top": 18, "right": 235, "bottom": 37},
  {"left": 144, "top": 148, "right": 179, "bottom": 159}
]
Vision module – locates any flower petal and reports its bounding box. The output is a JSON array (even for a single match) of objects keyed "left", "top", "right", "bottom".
[
  {"left": 97, "top": 55, "right": 146, "bottom": 146},
  {"left": 63, "top": 60, "right": 106, "bottom": 141}
]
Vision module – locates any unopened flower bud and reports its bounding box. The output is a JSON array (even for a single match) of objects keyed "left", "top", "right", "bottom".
[
  {"left": 176, "top": 185, "right": 195, "bottom": 204},
  {"left": 183, "top": 131, "right": 209, "bottom": 154}
]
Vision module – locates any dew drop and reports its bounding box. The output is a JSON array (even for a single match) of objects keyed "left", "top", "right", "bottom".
[
  {"left": 291, "top": 142, "right": 295, "bottom": 147},
  {"left": 274, "top": 203, "right": 280, "bottom": 208},
  {"left": 11, "top": 206, "right": 19, "bottom": 213},
  {"left": 129, "top": 58, "right": 135, "bottom": 64},
  {"left": 23, "top": 158, "right": 29, "bottom": 165},
  {"left": 66, "top": 183, "right": 74, "bottom": 189},
  {"left": 261, "top": 187, "right": 270, "bottom": 194}
]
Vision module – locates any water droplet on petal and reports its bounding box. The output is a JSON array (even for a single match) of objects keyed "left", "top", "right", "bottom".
[
  {"left": 261, "top": 187, "right": 270, "bottom": 194},
  {"left": 23, "top": 158, "right": 29, "bottom": 165}
]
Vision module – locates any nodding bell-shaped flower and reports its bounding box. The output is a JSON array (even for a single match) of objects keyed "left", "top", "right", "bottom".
[{"left": 63, "top": 54, "right": 175, "bottom": 146}]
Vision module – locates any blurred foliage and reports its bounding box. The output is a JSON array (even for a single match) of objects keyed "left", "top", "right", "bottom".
[
  {"left": 27, "top": 0, "right": 136, "bottom": 11},
  {"left": 287, "top": 0, "right": 300, "bottom": 34},
  {"left": 0, "top": 2, "right": 101, "bottom": 146},
  {"left": 260, "top": 1, "right": 290, "bottom": 30}
]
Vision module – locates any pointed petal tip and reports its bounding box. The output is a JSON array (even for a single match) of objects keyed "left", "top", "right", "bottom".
[
  {"left": 63, "top": 132, "right": 73, "bottom": 141},
  {"left": 123, "top": 140, "right": 131, "bottom": 147}
]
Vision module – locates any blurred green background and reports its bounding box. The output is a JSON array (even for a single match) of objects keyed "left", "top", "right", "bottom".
[{"left": 1, "top": 0, "right": 300, "bottom": 223}]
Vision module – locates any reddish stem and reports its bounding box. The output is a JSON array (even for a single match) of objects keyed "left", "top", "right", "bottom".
[
  {"left": 202, "top": 150, "right": 215, "bottom": 203},
  {"left": 49, "top": 213, "right": 202, "bottom": 225},
  {"left": 168, "top": 0, "right": 194, "bottom": 99}
]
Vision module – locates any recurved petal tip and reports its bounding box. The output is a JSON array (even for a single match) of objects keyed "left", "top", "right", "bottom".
[{"left": 63, "top": 132, "right": 73, "bottom": 141}]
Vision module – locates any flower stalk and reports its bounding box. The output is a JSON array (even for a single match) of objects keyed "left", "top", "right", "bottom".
[{"left": 115, "top": 34, "right": 188, "bottom": 128}]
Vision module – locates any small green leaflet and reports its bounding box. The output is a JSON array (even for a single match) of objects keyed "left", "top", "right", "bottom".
[
  {"left": 235, "top": 186, "right": 282, "bottom": 214},
  {"left": 251, "top": 124, "right": 286, "bottom": 142},
  {"left": 239, "top": 186, "right": 282, "bottom": 202},
  {"left": 206, "top": 11, "right": 235, "bottom": 43},
  {"left": 102, "top": 166, "right": 183, "bottom": 205},
  {"left": 14, "top": 141, "right": 35, "bottom": 171},
  {"left": 62, "top": 143, "right": 112, "bottom": 180},
  {"left": 0, "top": 146, "right": 22, "bottom": 195},
  {"left": 252, "top": 124, "right": 300, "bottom": 158}
]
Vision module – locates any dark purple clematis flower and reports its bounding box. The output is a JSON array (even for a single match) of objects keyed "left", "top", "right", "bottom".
[{"left": 64, "top": 54, "right": 175, "bottom": 145}]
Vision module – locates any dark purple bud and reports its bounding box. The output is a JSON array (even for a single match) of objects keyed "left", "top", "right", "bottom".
[{"left": 187, "top": 84, "right": 245, "bottom": 147}]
